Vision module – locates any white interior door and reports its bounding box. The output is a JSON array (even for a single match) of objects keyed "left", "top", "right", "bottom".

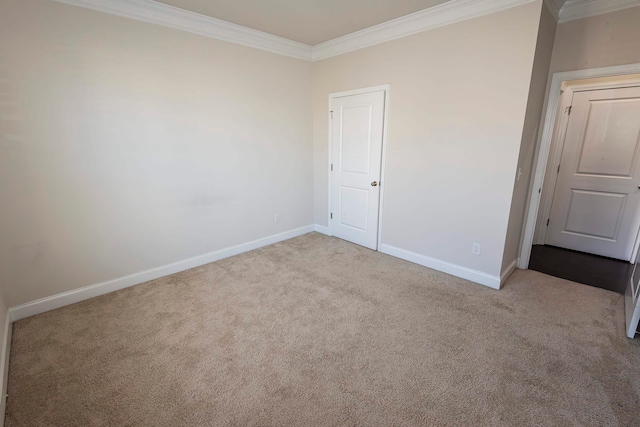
[
  {"left": 546, "top": 86, "right": 640, "bottom": 260},
  {"left": 330, "top": 90, "right": 385, "bottom": 250},
  {"left": 625, "top": 249, "right": 640, "bottom": 338}
]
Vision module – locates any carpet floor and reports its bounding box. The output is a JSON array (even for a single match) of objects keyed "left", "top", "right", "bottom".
[{"left": 5, "top": 233, "right": 640, "bottom": 426}]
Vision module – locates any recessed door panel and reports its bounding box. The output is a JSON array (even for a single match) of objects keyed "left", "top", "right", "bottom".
[
  {"left": 577, "top": 99, "right": 640, "bottom": 177},
  {"left": 546, "top": 86, "right": 640, "bottom": 260},
  {"left": 339, "top": 186, "right": 369, "bottom": 231},
  {"left": 563, "top": 190, "right": 626, "bottom": 240},
  {"left": 341, "top": 105, "right": 372, "bottom": 174}
]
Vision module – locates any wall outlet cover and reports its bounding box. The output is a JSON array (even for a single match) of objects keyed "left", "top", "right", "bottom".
[{"left": 472, "top": 243, "right": 482, "bottom": 255}]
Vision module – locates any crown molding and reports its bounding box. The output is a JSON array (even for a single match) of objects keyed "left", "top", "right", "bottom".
[
  {"left": 48, "top": 0, "right": 640, "bottom": 62},
  {"left": 52, "top": 0, "right": 313, "bottom": 60},
  {"left": 558, "top": 0, "right": 640, "bottom": 22},
  {"left": 311, "top": 0, "right": 537, "bottom": 61},
  {"left": 53, "top": 0, "right": 640, "bottom": 62},
  {"left": 54, "top": 0, "right": 541, "bottom": 62},
  {"left": 543, "top": 0, "right": 562, "bottom": 20}
]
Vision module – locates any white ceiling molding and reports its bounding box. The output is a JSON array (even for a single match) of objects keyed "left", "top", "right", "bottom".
[
  {"left": 54, "top": 0, "right": 538, "bottom": 62},
  {"left": 52, "top": 0, "right": 640, "bottom": 61},
  {"left": 311, "top": 0, "right": 537, "bottom": 61},
  {"left": 559, "top": 0, "right": 640, "bottom": 22},
  {"left": 543, "top": 0, "right": 563, "bottom": 20},
  {"left": 52, "top": 0, "right": 313, "bottom": 60}
]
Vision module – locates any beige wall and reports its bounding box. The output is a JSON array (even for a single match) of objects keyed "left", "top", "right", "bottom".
[
  {"left": 501, "top": 4, "right": 557, "bottom": 272},
  {"left": 550, "top": 6, "right": 640, "bottom": 73},
  {"left": 0, "top": 0, "right": 313, "bottom": 306},
  {"left": 0, "top": 0, "right": 559, "bottom": 307},
  {"left": 313, "top": 1, "right": 543, "bottom": 277}
]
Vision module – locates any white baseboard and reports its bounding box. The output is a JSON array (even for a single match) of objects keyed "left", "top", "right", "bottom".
[
  {"left": 0, "top": 311, "right": 11, "bottom": 426},
  {"left": 8, "top": 225, "right": 314, "bottom": 322},
  {"left": 500, "top": 258, "right": 519, "bottom": 285},
  {"left": 379, "top": 244, "right": 501, "bottom": 289},
  {"left": 313, "top": 224, "right": 331, "bottom": 236}
]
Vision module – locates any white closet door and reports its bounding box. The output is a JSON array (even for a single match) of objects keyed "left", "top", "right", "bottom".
[
  {"left": 330, "top": 91, "right": 385, "bottom": 250},
  {"left": 546, "top": 86, "right": 640, "bottom": 260}
]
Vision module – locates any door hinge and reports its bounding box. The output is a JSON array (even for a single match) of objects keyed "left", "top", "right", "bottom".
[
  {"left": 547, "top": 218, "right": 550, "bottom": 226},
  {"left": 330, "top": 110, "right": 333, "bottom": 119},
  {"left": 557, "top": 164, "right": 560, "bottom": 173},
  {"left": 331, "top": 163, "right": 333, "bottom": 171},
  {"left": 330, "top": 213, "right": 333, "bottom": 219},
  {"left": 567, "top": 106, "right": 572, "bottom": 115}
]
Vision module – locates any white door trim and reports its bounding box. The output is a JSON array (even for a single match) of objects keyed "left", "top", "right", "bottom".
[
  {"left": 328, "top": 85, "right": 390, "bottom": 250},
  {"left": 534, "top": 86, "right": 574, "bottom": 245},
  {"left": 519, "top": 63, "right": 640, "bottom": 269}
]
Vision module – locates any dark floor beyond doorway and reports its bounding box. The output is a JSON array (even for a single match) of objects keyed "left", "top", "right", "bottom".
[{"left": 529, "top": 245, "right": 633, "bottom": 294}]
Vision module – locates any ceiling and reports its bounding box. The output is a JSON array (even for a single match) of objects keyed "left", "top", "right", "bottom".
[{"left": 157, "top": 0, "right": 451, "bottom": 45}]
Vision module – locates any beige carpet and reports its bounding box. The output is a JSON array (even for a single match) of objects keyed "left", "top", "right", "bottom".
[{"left": 5, "top": 232, "right": 640, "bottom": 426}]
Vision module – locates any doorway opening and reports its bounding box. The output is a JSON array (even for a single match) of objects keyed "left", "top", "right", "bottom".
[
  {"left": 532, "top": 75, "right": 640, "bottom": 293},
  {"left": 519, "top": 64, "right": 640, "bottom": 338},
  {"left": 327, "top": 85, "right": 390, "bottom": 251}
]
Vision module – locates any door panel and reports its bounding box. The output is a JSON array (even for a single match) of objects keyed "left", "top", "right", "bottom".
[
  {"left": 340, "top": 105, "right": 372, "bottom": 174},
  {"left": 576, "top": 99, "right": 640, "bottom": 176},
  {"left": 339, "top": 186, "right": 369, "bottom": 231},
  {"left": 330, "top": 90, "right": 385, "bottom": 250},
  {"left": 625, "top": 248, "right": 640, "bottom": 338},
  {"left": 546, "top": 87, "right": 640, "bottom": 260},
  {"left": 564, "top": 190, "right": 626, "bottom": 239}
]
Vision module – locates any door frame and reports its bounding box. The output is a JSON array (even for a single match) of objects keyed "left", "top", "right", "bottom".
[
  {"left": 327, "top": 85, "right": 390, "bottom": 250},
  {"left": 519, "top": 63, "right": 640, "bottom": 269},
  {"left": 533, "top": 85, "right": 573, "bottom": 246}
]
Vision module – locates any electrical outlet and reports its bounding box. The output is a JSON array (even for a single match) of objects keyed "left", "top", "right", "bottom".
[
  {"left": 472, "top": 243, "right": 482, "bottom": 255},
  {"left": 274, "top": 213, "right": 280, "bottom": 223}
]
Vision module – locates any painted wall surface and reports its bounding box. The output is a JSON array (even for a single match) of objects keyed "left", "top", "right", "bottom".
[
  {"left": 0, "top": 0, "right": 313, "bottom": 306},
  {"left": 313, "top": 1, "right": 542, "bottom": 277},
  {"left": 550, "top": 6, "right": 640, "bottom": 73},
  {"left": 501, "top": 4, "right": 557, "bottom": 272}
]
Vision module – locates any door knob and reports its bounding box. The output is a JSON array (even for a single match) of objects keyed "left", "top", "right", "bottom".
[{"left": 371, "top": 181, "right": 378, "bottom": 187}]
